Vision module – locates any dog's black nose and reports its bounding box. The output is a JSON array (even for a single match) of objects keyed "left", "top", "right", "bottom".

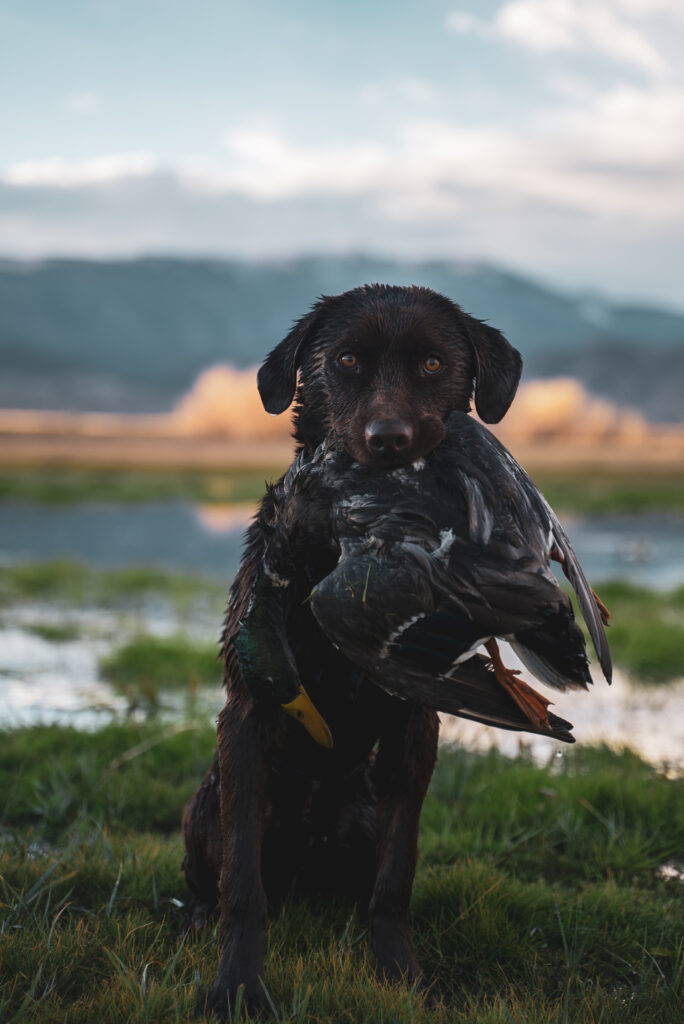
[{"left": 365, "top": 419, "right": 414, "bottom": 456}]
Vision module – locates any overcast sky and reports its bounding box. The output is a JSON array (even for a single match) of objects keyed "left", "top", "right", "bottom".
[{"left": 1, "top": 0, "right": 683, "bottom": 309}]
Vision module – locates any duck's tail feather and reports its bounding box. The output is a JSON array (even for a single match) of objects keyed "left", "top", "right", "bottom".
[
  {"left": 551, "top": 519, "right": 612, "bottom": 683},
  {"left": 510, "top": 640, "right": 591, "bottom": 693},
  {"left": 380, "top": 653, "right": 575, "bottom": 744}
]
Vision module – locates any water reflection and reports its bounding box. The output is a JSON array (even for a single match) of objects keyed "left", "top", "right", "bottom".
[
  {"left": 0, "top": 501, "right": 253, "bottom": 580},
  {"left": 1, "top": 501, "right": 684, "bottom": 588}
]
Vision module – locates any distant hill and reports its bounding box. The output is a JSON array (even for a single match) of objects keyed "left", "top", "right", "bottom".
[{"left": 1, "top": 256, "right": 682, "bottom": 420}]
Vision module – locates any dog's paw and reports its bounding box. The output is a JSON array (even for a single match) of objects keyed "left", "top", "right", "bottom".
[
  {"left": 182, "top": 900, "right": 217, "bottom": 936},
  {"left": 374, "top": 961, "right": 443, "bottom": 1009},
  {"left": 203, "top": 979, "right": 264, "bottom": 1020}
]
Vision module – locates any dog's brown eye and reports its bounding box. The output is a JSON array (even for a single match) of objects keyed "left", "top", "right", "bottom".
[
  {"left": 423, "top": 356, "right": 442, "bottom": 374},
  {"left": 339, "top": 353, "right": 358, "bottom": 369}
]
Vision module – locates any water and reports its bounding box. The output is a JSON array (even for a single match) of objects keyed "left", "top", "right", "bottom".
[
  {"left": 2, "top": 500, "right": 684, "bottom": 589},
  {"left": 558, "top": 514, "right": 684, "bottom": 590},
  {"left": 439, "top": 652, "right": 684, "bottom": 773},
  {"left": 0, "top": 600, "right": 223, "bottom": 731},
  {"left": 2, "top": 606, "right": 683, "bottom": 771},
  {"left": 0, "top": 501, "right": 251, "bottom": 581},
  {"left": 1, "top": 500, "right": 683, "bottom": 768}
]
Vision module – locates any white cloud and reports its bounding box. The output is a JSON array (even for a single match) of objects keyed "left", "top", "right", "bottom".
[
  {"left": 5, "top": 71, "right": 683, "bottom": 228},
  {"left": 198, "top": 80, "right": 684, "bottom": 222},
  {"left": 3, "top": 153, "right": 158, "bottom": 187},
  {"left": 557, "top": 84, "right": 684, "bottom": 164},
  {"left": 206, "top": 130, "right": 389, "bottom": 199},
  {"left": 447, "top": 1, "right": 670, "bottom": 78},
  {"left": 9, "top": 77, "right": 682, "bottom": 227},
  {"left": 2, "top": 170, "right": 682, "bottom": 309}
]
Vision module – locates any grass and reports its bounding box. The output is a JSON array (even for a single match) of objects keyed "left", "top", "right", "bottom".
[
  {"left": 0, "top": 464, "right": 683, "bottom": 515},
  {"left": 23, "top": 622, "right": 81, "bottom": 643},
  {"left": 0, "top": 725, "right": 682, "bottom": 1022},
  {"left": 0, "top": 467, "right": 284, "bottom": 506},
  {"left": 532, "top": 466, "right": 684, "bottom": 516},
  {"left": 585, "top": 581, "right": 684, "bottom": 684},
  {"left": 100, "top": 634, "right": 222, "bottom": 706},
  {"left": 0, "top": 561, "right": 225, "bottom": 611}
]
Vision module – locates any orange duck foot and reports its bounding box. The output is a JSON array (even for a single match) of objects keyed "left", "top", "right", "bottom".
[
  {"left": 485, "top": 639, "right": 552, "bottom": 732},
  {"left": 591, "top": 588, "right": 611, "bottom": 626}
]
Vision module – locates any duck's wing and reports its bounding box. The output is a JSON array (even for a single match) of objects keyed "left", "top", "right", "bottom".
[
  {"left": 482, "top": 430, "right": 612, "bottom": 685},
  {"left": 432, "top": 653, "right": 575, "bottom": 743},
  {"left": 309, "top": 542, "right": 575, "bottom": 743},
  {"left": 547, "top": 511, "right": 612, "bottom": 683},
  {"left": 438, "top": 413, "right": 611, "bottom": 686}
]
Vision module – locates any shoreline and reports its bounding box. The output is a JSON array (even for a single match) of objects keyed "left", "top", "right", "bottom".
[{"left": 1, "top": 429, "right": 683, "bottom": 471}]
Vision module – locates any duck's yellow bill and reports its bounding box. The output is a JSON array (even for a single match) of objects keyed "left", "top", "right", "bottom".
[{"left": 281, "top": 685, "right": 334, "bottom": 749}]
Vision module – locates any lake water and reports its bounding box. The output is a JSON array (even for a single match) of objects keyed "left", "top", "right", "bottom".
[
  {"left": 2, "top": 500, "right": 684, "bottom": 589},
  {"left": 1, "top": 500, "right": 683, "bottom": 769},
  {"left": 2, "top": 600, "right": 683, "bottom": 772}
]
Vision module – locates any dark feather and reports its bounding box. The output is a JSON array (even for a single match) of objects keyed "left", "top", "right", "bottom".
[{"left": 239, "top": 411, "right": 610, "bottom": 745}]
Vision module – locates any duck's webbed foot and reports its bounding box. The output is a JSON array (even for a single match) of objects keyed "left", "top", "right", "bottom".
[{"left": 485, "top": 638, "right": 552, "bottom": 731}]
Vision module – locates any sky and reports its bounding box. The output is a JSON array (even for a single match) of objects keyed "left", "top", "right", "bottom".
[{"left": 1, "top": 0, "right": 683, "bottom": 309}]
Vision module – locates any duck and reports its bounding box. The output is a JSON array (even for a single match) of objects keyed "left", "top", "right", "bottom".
[{"left": 235, "top": 411, "right": 611, "bottom": 747}]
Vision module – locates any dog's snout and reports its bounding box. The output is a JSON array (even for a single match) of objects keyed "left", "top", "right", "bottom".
[{"left": 365, "top": 419, "right": 414, "bottom": 456}]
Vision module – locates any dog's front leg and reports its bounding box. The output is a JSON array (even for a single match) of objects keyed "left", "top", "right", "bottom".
[
  {"left": 206, "top": 697, "right": 273, "bottom": 1019},
  {"left": 370, "top": 702, "right": 439, "bottom": 987}
]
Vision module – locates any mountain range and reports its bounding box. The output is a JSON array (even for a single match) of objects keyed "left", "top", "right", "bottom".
[{"left": 1, "top": 255, "right": 682, "bottom": 421}]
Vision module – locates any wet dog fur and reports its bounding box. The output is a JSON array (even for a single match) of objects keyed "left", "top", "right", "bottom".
[{"left": 181, "top": 284, "right": 522, "bottom": 1016}]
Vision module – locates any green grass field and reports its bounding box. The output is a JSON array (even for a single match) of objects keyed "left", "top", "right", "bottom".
[{"left": 1, "top": 724, "right": 683, "bottom": 1023}]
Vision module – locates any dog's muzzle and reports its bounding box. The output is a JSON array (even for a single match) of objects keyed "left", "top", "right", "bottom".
[{"left": 364, "top": 419, "right": 414, "bottom": 457}]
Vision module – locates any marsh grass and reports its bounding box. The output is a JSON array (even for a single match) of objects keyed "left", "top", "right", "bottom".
[
  {"left": 532, "top": 466, "right": 684, "bottom": 516},
  {"left": 0, "top": 561, "right": 225, "bottom": 612},
  {"left": 579, "top": 581, "right": 684, "bottom": 684},
  {"left": 1, "top": 464, "right": 683, "bottom": 515},
  {"left": 23, "top": 622, "right": 81, "bottom": 643},
  {"left": 0, "top": 724, "right": 682, "bottom": 1022},
  {"left": 0, "top": 467, "right": 282, "bottom": 506},
  {"left": 99, "top": 635, "right": 222, "bottom": 706}
]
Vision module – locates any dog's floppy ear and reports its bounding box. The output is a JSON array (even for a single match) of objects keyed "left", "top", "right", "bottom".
[
  {"left": 257, "top": 302, "right": 326, "bottom": 415},
  {"left": 463, "top": 316, "right": 522, "bottom": 423}
]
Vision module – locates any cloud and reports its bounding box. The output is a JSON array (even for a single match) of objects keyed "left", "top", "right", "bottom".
[
  {"left": 201, "top": 83, "right": 684, "bottom": 221},
  {"left": 447, "top": 1, "right": 670, "bottom": 78},
  {"left": 202, "top": 130, "right": 389, "bottom": 199},
  {"left": 3, "top": 153, "right": 158, "bottom": 188},
  {"left": 4, "top": 77, "right": 684, "bottom": 223},
  {"left": 1, "top": 171, "right": 683, "bottom": 309},
  {"left": 5, "top": 72, "right": 684, "bottom": 225},
  {"left": 0, "top": 12, "right": 682, "bottom": 311}
]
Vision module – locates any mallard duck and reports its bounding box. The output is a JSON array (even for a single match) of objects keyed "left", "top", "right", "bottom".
[{"left": 235, "top": 411, "right": 611, "bottom": 746}]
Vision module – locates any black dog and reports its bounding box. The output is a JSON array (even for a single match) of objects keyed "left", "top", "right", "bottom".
[{"left": 182, "top": 284, "right": 522, "bottom": 1016}]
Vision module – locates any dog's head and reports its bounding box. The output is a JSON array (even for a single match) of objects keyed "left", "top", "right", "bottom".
[{"left": 257, "top": 284, "right": 522, "bottom": 468}]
